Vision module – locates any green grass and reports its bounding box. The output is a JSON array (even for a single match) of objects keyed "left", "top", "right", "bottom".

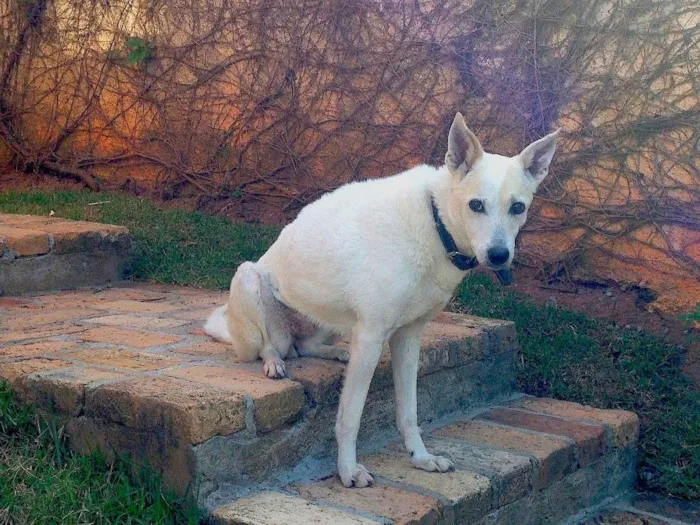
[
  {"left": 1, "top": 189, "right": 699, "bottom": 502},
  {"left": 0, "top": 382, "right": 201, "bottom": 524}
]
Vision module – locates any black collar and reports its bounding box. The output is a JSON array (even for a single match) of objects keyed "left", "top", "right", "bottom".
[{"left": 431, "top": 198, "right": 479, "bottom": 271}]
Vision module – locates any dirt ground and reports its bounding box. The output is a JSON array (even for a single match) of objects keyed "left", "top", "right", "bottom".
[
  {"left": 2, "top": 170, "right": 697, "bottom": 384},
  {"left": 491, "top": 266, "right": 699, "bottom": 384}
]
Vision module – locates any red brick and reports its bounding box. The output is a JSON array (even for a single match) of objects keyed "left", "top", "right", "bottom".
[
  {"left": 421, "top": 321, "right": 479, "bottom": 369},
  {"left": 212, "top": 492, "right": 378, "bottom": 524},
  {"left": 1, "top": 309, "right": 101, "bottom": 330},
  {"left": 433, "top": 312, "right": 519, "bottom": 355},
  {"left": 360, "top": 453, "right": 492, "bottom": 523},
  {"left": 0, "top": 324, "right": 87, "bottom": 344},
  {"left": 160, "top": 294, "right": 226, "bottom": 309},
  {"left": 478, "top": 407, "right": 606, "bottom": 467},
  {"left": 172, "top": 341, "right": 231, "bottom": 357},
  {"left": 0, "top": 226, "right": 50, "bottom": 256},
  {"left": 63, "top": 347, "right": 182, "bottom": 371},
  {"left": 94, "top": 300, "right": 182, "bottom": 314},
  {"left": 286, "top": 357, "right": 345, "bottom": 405},
  {"left": 85, "top": 376, "right": 247, "bottom": 443},
  {"left": 170, "top": 308, "right": 214, "bottom": 321},
  {"left": 0, "top": 358, "right": 69, "bottom": 399},
  {"left": 84, "top": 314, "right": 189, "bottom": 330},
  {"left": 77, "top": 327, "right": 181, "bottom": 348},
  {"left": 34, "top": 291, "right": 103, "bottom": 309},
  {"left": 27, "top": 366, "right": 127, "bottom": 415},
  {"left": 0, "top": 340, "right": 78, "bottom": 360},
  {"left": 433, "top": 420, "right": 575, "bottom": 488},
  {"left": 509, "top": 396, "right": 640, "bottom": 448},
  {"left": 293, "top": 477, "right": 443, "bottom": 525},
  {"left": 93, "top": 287, "right": 168, "bottom": 302},
  {"left": 41, "top": 221, "right": 129, "bottom": 254},
  {"left": 414, "top": 436, "right": 533, "bottom": 506},
  {"left": 164, "top": 365, "right": 305, "bottom": 432},
  {"left": 0, "top": 297, "right": 34, "bottom": 308},
  {"left": 66, "top": 416, "right": 196, "bottom": 495}
]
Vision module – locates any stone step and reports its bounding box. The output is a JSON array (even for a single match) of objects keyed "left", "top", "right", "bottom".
[
  {"left": 210, "top": 397, "right": 639, "bottom": 525},
  {"left": 0, "top": 283, "right": 519, "bottom": 502},
  {"left": 0, "top": 213, "right": 132, "bottom": 295}
]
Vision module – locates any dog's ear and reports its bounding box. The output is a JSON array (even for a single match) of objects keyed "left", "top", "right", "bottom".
[
  {"left": 445, "top": 112, "right": 483, "bottom": 178},
  {"left": 519, "top": 129, "right": 560, "bottom": 187}
]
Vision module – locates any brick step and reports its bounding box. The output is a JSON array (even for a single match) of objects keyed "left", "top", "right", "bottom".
[
  {"left": 0, "top": 284, "right": 519, "bottom": 501},
  {"left": 0, "top": 213, "right": 131, "bottom": 295},
  {"left": 210, "top": 397, "right": 639, "bottom": 525}
]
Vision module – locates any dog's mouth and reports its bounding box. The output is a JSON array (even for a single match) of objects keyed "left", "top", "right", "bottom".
[{"left": 494, "top": 268, "right": 513, "bottom": 286}]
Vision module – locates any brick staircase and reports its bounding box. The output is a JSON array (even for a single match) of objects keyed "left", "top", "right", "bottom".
[
  {"left": 0, "top": 215, "right": 646, "bottom": 524},
  {"left": 0, "top": 213, "right": 131, "bottom": 294}
]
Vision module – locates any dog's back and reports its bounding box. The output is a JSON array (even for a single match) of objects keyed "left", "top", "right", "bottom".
[{"left": 258, "top": 164, "right": 452, "bottom": 333}]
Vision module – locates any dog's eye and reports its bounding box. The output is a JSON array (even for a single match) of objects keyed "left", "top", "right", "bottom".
[
  {"left": 510, "top": 202, "right": 526, "bottom": 215},
  {"left": 469, "top": 199, "right": 485, "bottom": 213}
]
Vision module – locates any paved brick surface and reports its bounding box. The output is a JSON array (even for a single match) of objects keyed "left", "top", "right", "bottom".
[
  {"left": 433, "top": 420, "right": 575, "bottom": 488},
  {"left": 63, "top": 347, "right": 182, "bottom": 371},
  {"left": 286, "top": 357, "right": 345, "bottom": 405},
  {"left": 0, "top": 340, "right": 79, "bottom": 360},
  {"left": 415, "top": 437, "right": 533, "bottom": 506},
  {"left": 84, "top": 314, "right": 190, "bottom": 330},
  {"left": 93, "top": 299, "right": 182, "bottom": 314},
  {"left": 0, "top": 357, "right": 70, "bottom": 399},
  {"left": 211, "top": 491, "right": 379, "bottom": 524},
  {"left": 85, "top": 376, "right": 247, "bottom": 444},
  {"left": 507, "top": 396, "right": 640, "bottom": 448},
  {"left": 0, "top": 226, "right": 50, "bottom": 256},
  {"left": 360, "top": 453, "right": 492, "bottom": 523},
  {"left": 27, "top": 366, "right": 128, "bottom": 415},
  {"left": 173, "top": 340, "right": 232, "bottom": 357},
  {"left": 0, "top": 214, "right": 132, "bottom": 294},
  {"left": 76, "top": 326, "right": 182, "bottom": 348},
  {"left": 477, "top": 407, "right": 606, "bottom": 467},
  {"left": 0, "top": 214, "right": 128, "bottom": 257},
  {"left": 164, "top": 365, "right": 306, "bottom": 432},
  {"left": 293, "top": 477, "right": 444, "bottom": 525}
]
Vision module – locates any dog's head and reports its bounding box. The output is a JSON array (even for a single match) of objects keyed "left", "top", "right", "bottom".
[{"left": 444, "top": 112, "right": 559, "bottom": 270}]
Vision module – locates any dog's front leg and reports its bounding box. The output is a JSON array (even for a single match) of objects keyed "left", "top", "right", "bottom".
[
  {"left": 335, "top": 328, "right": 384, "bottom": 488},
  {"left": 390, "top": 323, "right": 455, "bottom": 473}
]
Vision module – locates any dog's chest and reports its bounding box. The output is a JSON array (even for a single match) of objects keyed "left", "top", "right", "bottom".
[{"left": 391, "top": 272, "right": 458, "bottom": 328}]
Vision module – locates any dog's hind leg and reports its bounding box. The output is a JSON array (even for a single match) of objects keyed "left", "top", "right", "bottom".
[
  {"left": 296, "top": 329, "right": 349, "bottom": 362},
  {"left": 390, "top": 321, "right": 454, "bottom": 473},
  {"left": 226, "top": 262, "right": 294, "bottom": 379},
  {"left": 257, "top": 268, "right": 296, "bottom": 379}
]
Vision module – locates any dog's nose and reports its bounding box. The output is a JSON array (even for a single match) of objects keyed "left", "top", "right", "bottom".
[{"left": 487, "top": 247, "right": 510, "bottom": 266}]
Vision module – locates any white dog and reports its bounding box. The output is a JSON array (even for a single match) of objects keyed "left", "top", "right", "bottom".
[{"left": 205, "top": 113, "right": 559, "bottom": 488}]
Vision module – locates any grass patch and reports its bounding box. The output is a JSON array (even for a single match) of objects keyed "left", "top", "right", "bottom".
[
  {"left": 1, "top": 189, "right": 698, "bottom": 500},
  {"left": 0, "top": 382, "right": 201, "bottom": 524}
]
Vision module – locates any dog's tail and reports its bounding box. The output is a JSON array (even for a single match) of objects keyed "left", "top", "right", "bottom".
[
  {"left": 203, "top": 304, "right": 233, "bottom": 343},
  {"left": 204, "top": 262, "right": 266, "bottom": 362}
]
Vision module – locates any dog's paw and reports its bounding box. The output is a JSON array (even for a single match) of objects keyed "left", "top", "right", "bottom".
[
  {"left": 332, "top": 347, "right": 350, "bottom": 363},
  {"left": 338, "top": 463, "right": 374, "bottom": 488},
  {"left": 411, "top": 453, "right": 454, "bottom": 473},
  {"left": 262, "top": 357, "right": 286, "bottom": 379}
]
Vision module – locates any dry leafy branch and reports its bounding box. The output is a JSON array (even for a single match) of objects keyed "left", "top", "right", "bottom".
[{"left": 0, "top": 0, "right": 697, "bottom": 282}]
